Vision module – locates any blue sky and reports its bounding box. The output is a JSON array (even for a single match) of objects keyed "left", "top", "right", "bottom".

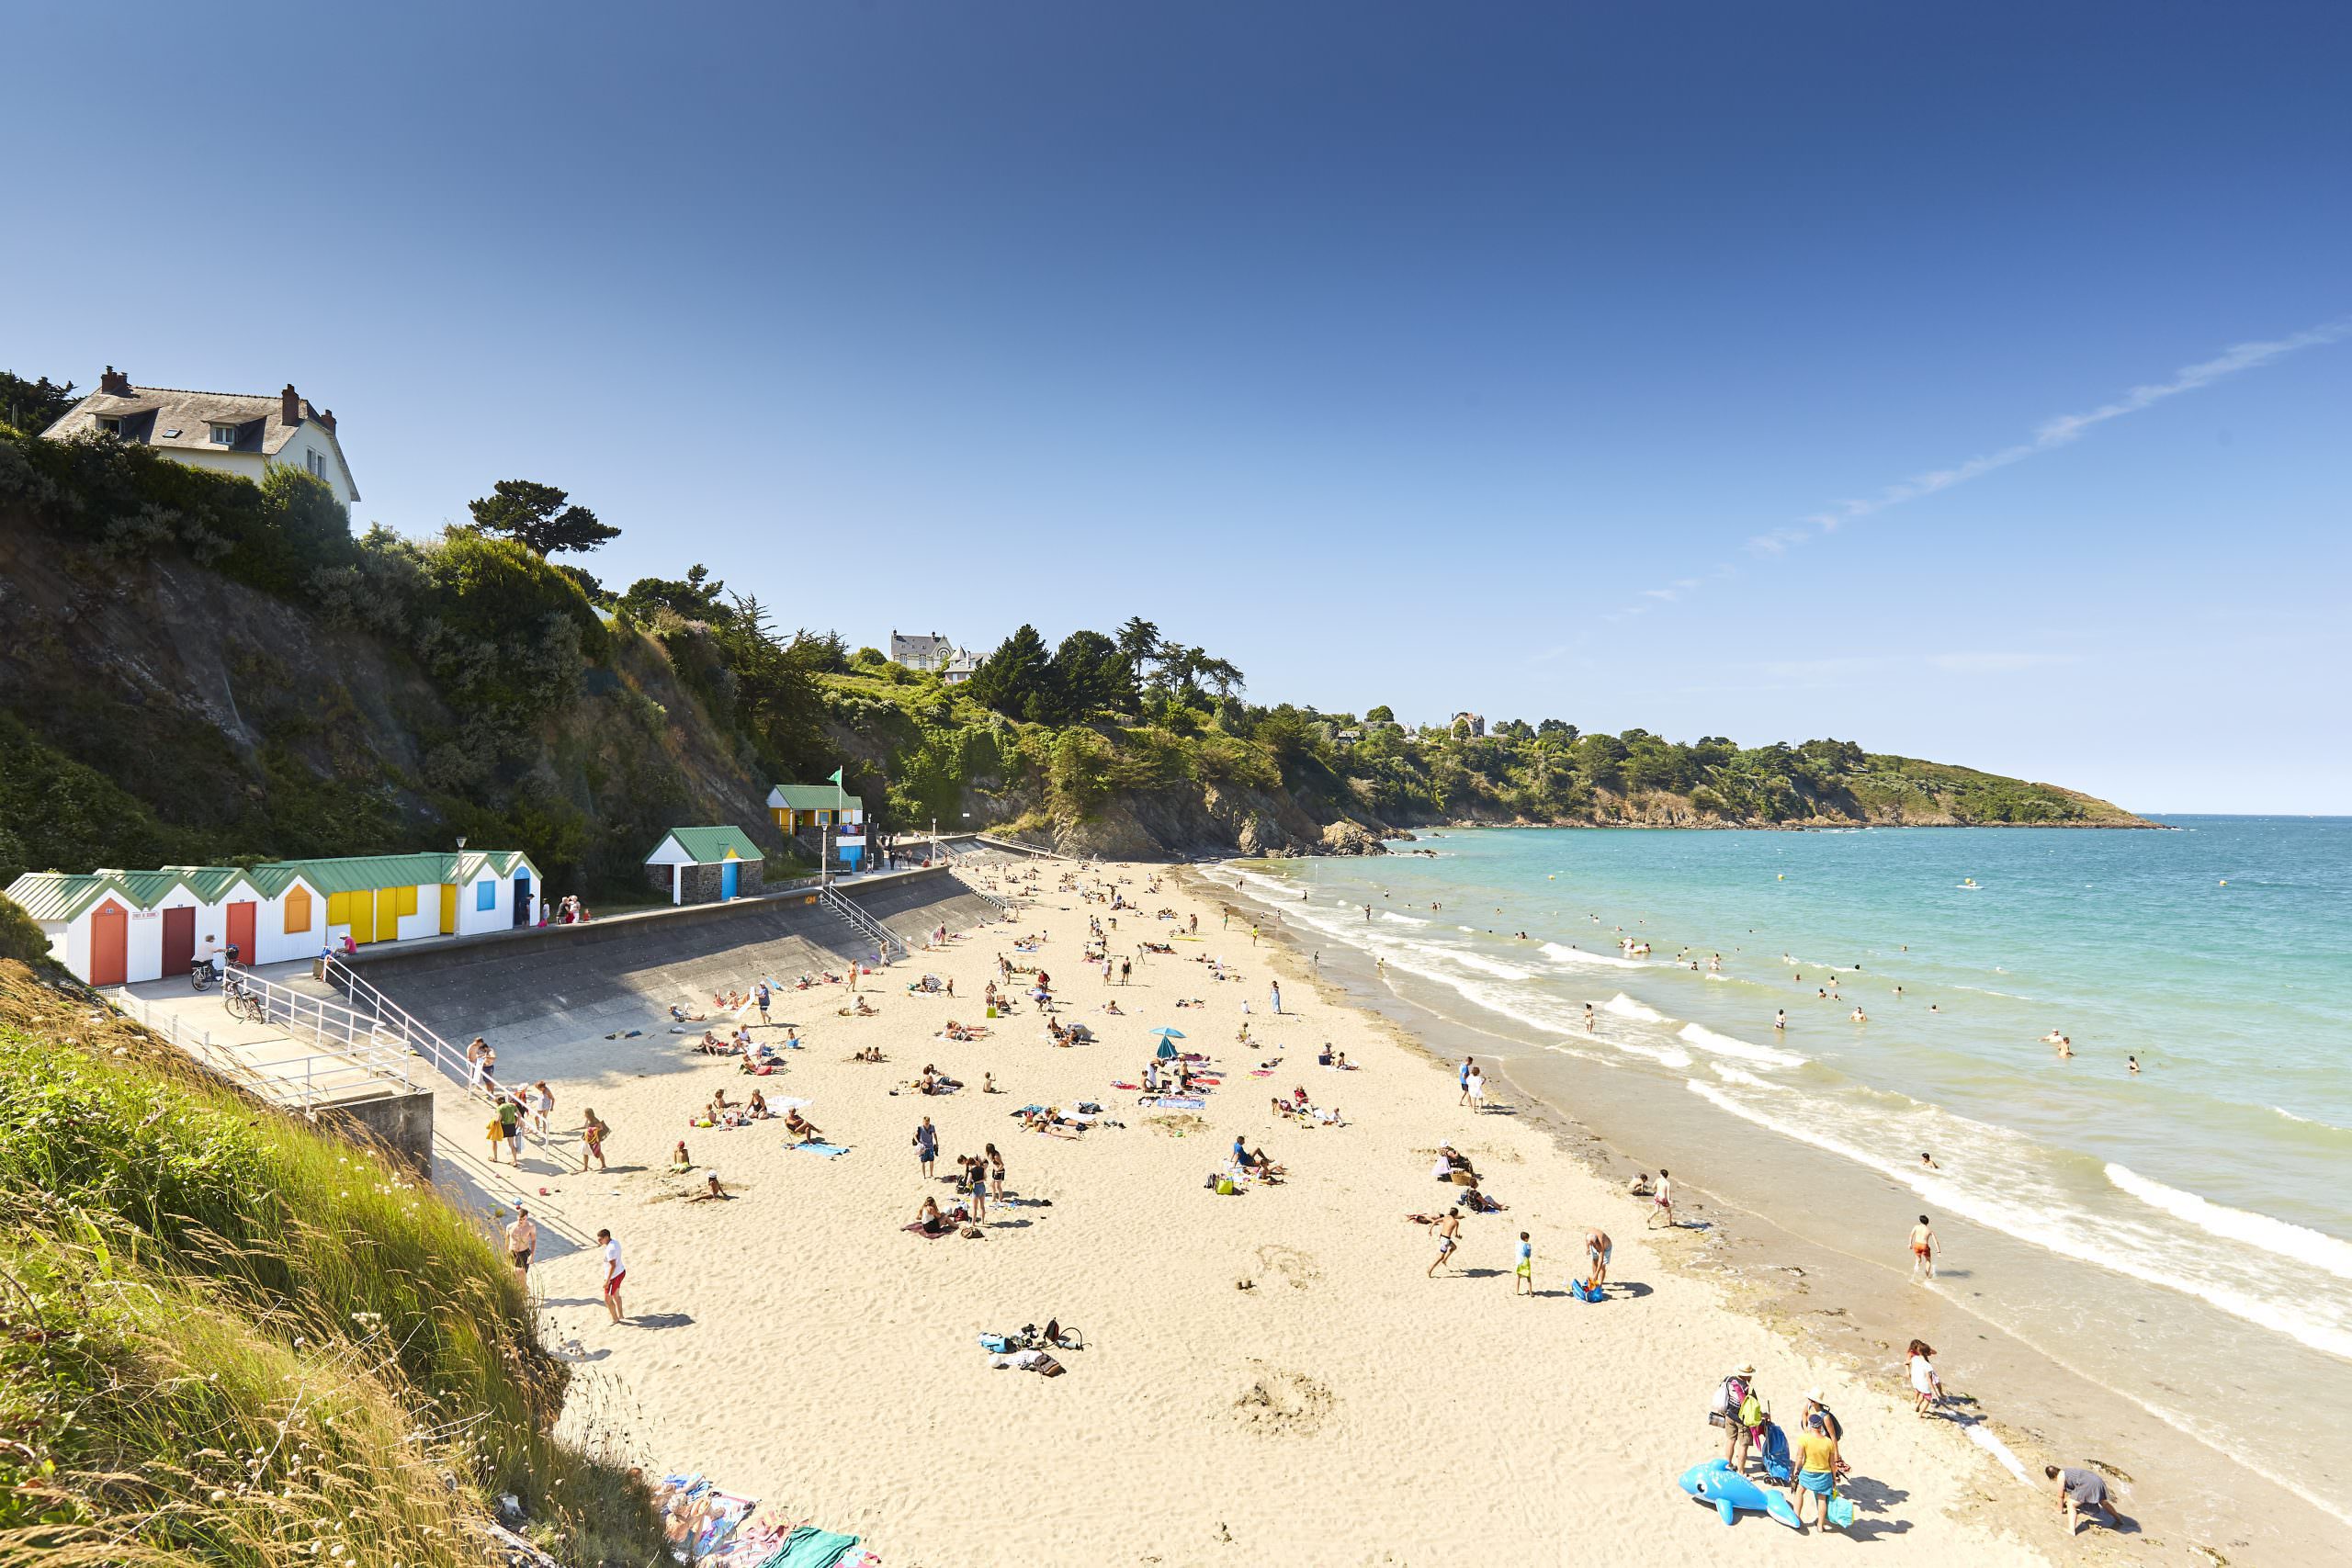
[{"left": 6, "top": 2, "right": 2346, "bottom": 812}]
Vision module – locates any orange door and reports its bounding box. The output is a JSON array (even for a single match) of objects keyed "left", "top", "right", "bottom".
[
  {"left": 89, "top": 901, "right": 128, "bottom": 987},
  {"left": 224, "top": 900, "right": 256, "bottom": 964}
]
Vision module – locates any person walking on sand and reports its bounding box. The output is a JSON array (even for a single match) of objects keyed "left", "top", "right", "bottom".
[
  {"left": 1586, "top": 1227, "right": 1612, "bottom": 1290},
  {"left": 504, "top": 1206, "right": 537, "bottom": 1287},
  {"left": 1647, "top": 1168, "right": 1675, "bottom": 1228},
  {"left": 498, "top": 1092, "right": 524, "bottom": 1165},
  {"left": 914, "top": 1116, "right": 938, "bottom": 1179},
  {"left": 1466, "top": 1064, "right": 1487, "bottom": 1112},
  {"left": 1910, "top": 1214, "right": 1938, "bottom": 1280},
  {"left": 530, "top": 1079, "right": 555, "bottom": 1138},
  {"left": 577, "top": 1108, "right": 609, "bottom": 1172},
  {"left": 1427, "top": 1208, "right": 1463, "bottom": 1276},
  {"left": 1270, "top": 980, "right": 1282, "bottom": 1015},
  {"left": 1908, "top": 1339, "right": 1945, "bottom": 1416},
  {"left": 597, "top": 1227, "right": 627, "bottom": 1324},
  {"left": 755, "top": 980, "right": 772, "bottom": 1025},
  {"left": 2046, "top": 1464, "right": 2115, "bottom": 1535},
  {"left": 1514, "top": 1231, "right": 1534, "bottom": 1296},
  {"left": 1458, "top": 1055, "right": 1476, "bottom": 1106}
]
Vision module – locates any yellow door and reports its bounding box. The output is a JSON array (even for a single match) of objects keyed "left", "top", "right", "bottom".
[
  {"left": 339, "top": 891, "right": 375, "bottom": 944},
  {"left": 439, "top": 884, "right": 458, "bottom": 934}
]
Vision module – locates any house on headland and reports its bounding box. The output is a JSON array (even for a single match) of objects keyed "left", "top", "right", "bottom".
[
  {"left": 7, "top": 849, "right": 540, "bottom": 987},
  {"left": 40, "top": 367, "right": 360, "bottom": 510},
  {"left": 889, "top": 631, "right": 980, "bottom": 684},
  {"left": 1451, "top": 712, "right": 1487, "bottom": 738},
  {"left": 643, "top": 826, "right": 765, "bottom": 905}
]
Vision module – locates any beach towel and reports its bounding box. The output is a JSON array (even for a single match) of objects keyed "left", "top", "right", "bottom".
[
  {"left": 903, "top": 1222, "right": 954, "bottom": 1241},
  {"left": 792, "top": 1142, "right": 851, "bottom": 1157},
  {"left": 1111, "top": 1081, "right": 1140, "bottom": 1090},
  {"left": 1143, "top": 1096, "right": 1205, "bottom": 1109},
  {"left": 754, "top": 1525, "right": 863, "bottom": 1568},
  {"left": 1249, "top": 1070, "right": 1274, "bottom": 1077}
]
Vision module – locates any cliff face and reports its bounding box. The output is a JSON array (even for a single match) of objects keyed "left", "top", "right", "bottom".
[{"left": 0, "top": 520, "right": 788, "bottom": 891}]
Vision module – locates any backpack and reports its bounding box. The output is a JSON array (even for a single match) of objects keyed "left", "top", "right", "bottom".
[{"left": 1709, "top": 1377, "right": 1746, "bottom": 1421}]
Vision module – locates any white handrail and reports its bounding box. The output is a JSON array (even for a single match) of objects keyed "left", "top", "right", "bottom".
[
  {"left": 311, "top": 955, "right": 557, "bottom": 1158},
  {"left": 820, "top": 886, "right": 908, "bottom": 964}
]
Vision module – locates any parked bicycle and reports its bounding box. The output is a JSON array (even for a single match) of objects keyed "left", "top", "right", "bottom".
[{"left": 222, "top": 971, "right": 266, "bottom": 1024}]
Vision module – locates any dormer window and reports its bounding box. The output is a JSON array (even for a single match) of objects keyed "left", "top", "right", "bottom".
[
  {"left": 209, "top": 423, "right": 237, "bottom": 445},
  {"left": 96, "top": 417, "right": 121, "bottom": 435}
]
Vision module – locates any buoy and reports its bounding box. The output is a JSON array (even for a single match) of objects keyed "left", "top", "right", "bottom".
[
  {"left": 1777, "top": 874, "right": 1785, "bottom": 880},
  {"left": 2219, "top": 879, "right": 2227, "bottom": 886}
]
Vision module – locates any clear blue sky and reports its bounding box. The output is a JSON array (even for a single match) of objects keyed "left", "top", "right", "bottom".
[{"left": 6, "top": 3, "right": 2346, "bottom": 813}]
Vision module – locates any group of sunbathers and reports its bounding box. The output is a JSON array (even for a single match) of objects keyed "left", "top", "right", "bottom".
[
  {"left": 1269, "top": 1085, "right": 1343, "bottom": 1125},
  {"left": 908, "top": 1063, "right": 965, "bottom": 1096},
  {"left": 936, "top": 1019, "right": 991, "bottom": 1043},
  {"left": 698, "top": 1087, "right": 775, "bottom": 1128}
]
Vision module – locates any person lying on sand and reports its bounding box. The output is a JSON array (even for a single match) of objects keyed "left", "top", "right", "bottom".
[
  {"left": 671, "top": 1004, "right": 707, "bottom": 1023},
  {"left": 685, "top": 1174, "right": 731, "bottom": 1202},
  {"left": 847, "top": 1044, "right": 888, "bottom": 1063},
  {"left": 837, "top": 998, "right": 879, "bottom": 1017}
]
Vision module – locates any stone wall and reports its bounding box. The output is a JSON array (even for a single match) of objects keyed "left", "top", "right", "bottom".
[{"left": 642, "top": 860, "right": 767, "bottom": 905}]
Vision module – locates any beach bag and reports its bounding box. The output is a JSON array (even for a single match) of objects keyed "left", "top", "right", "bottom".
[
  {"left": 978, "top": 1335, "right": 1012, "bottom": 1354},
  {"left": 1709, "top": 1377, "right": 1745, "bottom": 1426},
  {"left": 1758, "top": 1420, "right": 1793, "bottom": 1483},
  {"left": 1216, "top": 1176, "right": 1238, "bottom": 1196},
  {"left": 1826, "top": 1493, "right": 1855, "bottom": 1529}
]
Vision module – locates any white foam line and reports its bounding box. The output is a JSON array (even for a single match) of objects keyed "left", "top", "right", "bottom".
[
  {"left": 1542, "top": 941, "right": 1645, "bottom": 969},
  {"left": 1684, "top": 1079, "right": 2352, "bottom": 1362},
  {"left": 1680, "top": 1021, "right": 1806, "bottom": 1070},
  {"left": 2107, "top": 1163, "right": 2352, "bottom": 1282}
]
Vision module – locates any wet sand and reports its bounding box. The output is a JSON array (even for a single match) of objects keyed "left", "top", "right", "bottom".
[{"left": 1210, "top": 868, "right": 2346, "bottom": 1567}]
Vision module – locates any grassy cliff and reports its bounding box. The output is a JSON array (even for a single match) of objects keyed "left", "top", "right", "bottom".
[
  {"left": 0, "top": 416, "right": 2147, "bottom": 887},
  {"left": 0, "top": 960, "right": 662, "bottom": 1567}
]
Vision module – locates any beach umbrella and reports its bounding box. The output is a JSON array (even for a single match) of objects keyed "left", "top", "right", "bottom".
[{"left": 1150, "top": 1027, "right": 1186, "bottom": 1039}]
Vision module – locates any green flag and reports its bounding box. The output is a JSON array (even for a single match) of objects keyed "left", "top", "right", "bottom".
[{"left": 828, "top": 767, "right": 843, "bottom": 785}]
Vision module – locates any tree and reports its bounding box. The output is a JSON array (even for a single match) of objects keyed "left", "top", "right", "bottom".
[
  {"left": 1049, "top": 629, "right": 1137, "bottom": 720},
  {"left": 0, "top": 370, "right": 77, "bottom": 434},
  {"left": 1114, "top": 617, "right": 1161, "bottom": 666},
  {"left": 467, "top": 479, "right": 620, "bottom": 557},
  {"left": 969, "top": 624, "right": 1052, "bottom": 717},
  {"left": 1365, "top": 704, "right": 1395, "bottom": 725},
  {"left": 618, "top": 564, "right": 729, "bottom": 625}
]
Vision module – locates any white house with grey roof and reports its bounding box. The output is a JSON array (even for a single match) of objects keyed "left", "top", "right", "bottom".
[
  {"left": 40, "top": 367, "right": 360, "bottom": 509},
  {"left": 889, "top": 630, "right": 980, "bottom": 683}
]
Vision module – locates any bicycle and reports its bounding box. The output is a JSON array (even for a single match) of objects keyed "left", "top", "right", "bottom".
[{"left": 223, "top": 973, "right": 266, "bottom": 1024}]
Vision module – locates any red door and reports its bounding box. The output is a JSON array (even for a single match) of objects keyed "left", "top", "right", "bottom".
[
  {"left": 162, "top": 906, "right": 196, "bottom": 978},
  {"left": 225, "top": 900, "right": 256, "bottom": 964},
  {"left": 90, "top": 900, "right": 128, "bottom": 987}
]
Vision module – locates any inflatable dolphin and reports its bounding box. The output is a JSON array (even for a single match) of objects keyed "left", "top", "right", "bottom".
[{"left": 1678, "top": 1458, "right": 1802, "bottom": 1528}]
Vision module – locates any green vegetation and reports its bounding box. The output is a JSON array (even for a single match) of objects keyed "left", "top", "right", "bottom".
[
  {"left": 0, "top": 960, "right": 662, "bottom": 1566},
  {"left": 0, "top": 384, "right": 2143, "bottom": 889}
]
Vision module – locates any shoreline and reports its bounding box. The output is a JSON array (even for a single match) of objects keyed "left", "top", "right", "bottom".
[{"left": 1199, "top": 863, "right": 2343, "bottom": 1565}]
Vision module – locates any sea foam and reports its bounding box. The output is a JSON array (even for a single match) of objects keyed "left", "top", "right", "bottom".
[
  {"left": 2107, "top": 1163, "right": 2352, "bottom": 1282},
  {"left": 1680, "top": 1021, "right": 1806, "bottom": 1069}
]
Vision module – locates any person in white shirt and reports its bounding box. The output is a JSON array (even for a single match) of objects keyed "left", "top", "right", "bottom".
[
  {"left": 1466, "top": 1066, "right": 1487, "bottom": 1111},
  {"left": 597, "top": 1228, "right": 627, "bottom": 1323},
  {"left": 1908, "top": 1339, "right": 1944, "bottom": 1416}
]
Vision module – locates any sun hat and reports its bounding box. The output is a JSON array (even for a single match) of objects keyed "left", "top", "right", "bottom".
[
  {"left": 1805, "top": 1387, "right": 1829, "bottom": 1404},
  {"left": 1735, "top": 1364, "right": 1757, "bottom": 1377}
]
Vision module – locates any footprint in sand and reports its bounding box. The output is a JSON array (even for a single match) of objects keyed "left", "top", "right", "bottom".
[
  {"left": 1230, "top": 1360, "right": 1334, "bottom": 1437},
  {"left": 1251, "top": 1243, "right": 1322, "bottom": 1291}
]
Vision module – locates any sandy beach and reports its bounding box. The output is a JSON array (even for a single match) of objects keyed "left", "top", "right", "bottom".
[{"left": 437, "top": 857, "right": 2086, "bottom": 1566}]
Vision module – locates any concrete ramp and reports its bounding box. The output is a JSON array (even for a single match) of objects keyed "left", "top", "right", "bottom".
[{"left": 309, "top": 868, "right": 1005, "bottom": 1059}]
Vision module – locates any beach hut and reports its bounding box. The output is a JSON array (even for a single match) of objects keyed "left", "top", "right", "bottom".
[
  {"left": 6, "top": 847, "right": 544, "bottom": 985},
  {"left": 644, "top": 827, "right": 765, "bottom": 905}
]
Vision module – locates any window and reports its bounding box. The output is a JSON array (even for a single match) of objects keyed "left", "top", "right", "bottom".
[
  {"left": 210, "top": 423, "right": 236, "bottom": 446},
  {"left": 477, "top": 880, "right": 496, "bottom": 912},
  {"left": 306, "top": 448, "right": 325, "bottom": 478},
  {"left": 283, "top": 886, "right": 312, "bottom": 934},
  {"left": 97, "top": 417, "right": 121, "bottom": 435}
]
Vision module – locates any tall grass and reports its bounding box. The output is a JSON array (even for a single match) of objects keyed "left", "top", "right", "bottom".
[{"left": 0, "top": 961, "right": 663, "bottom": 1566}]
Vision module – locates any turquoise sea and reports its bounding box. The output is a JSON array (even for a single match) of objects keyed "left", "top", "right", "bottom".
[{"left": 1227, "top": 818, "right": 2352, "bottom": 1529}]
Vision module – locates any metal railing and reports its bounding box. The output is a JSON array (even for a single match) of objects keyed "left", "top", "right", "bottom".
[
  {"left": 110, "top": 987, "right": 395, "bottom": 1111},
  {"left": 311, "top": 955, "right": 560, "bottom": 1160},
  {"left": 313, "top": 954, "right": 473, "bottom": 1087},
  {"left": 222, "top": 965, "right": 428, "bottom": 1089},
  {"left": 947, "top": 864, "right": 1012, "bottom": 914},
  {"left": 820, "top": 885, "right": 908, "bottom": 964}
]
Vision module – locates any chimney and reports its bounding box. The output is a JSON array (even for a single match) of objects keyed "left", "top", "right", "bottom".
[
  {"left": 281, "top": 384, "right": 301, "bottom": 426},
  {"left": 317, "top": 407, "right": 336, "bottom": 433},
  {"left": 99, "top": 365, "right": 131, "bottom": 397}
]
